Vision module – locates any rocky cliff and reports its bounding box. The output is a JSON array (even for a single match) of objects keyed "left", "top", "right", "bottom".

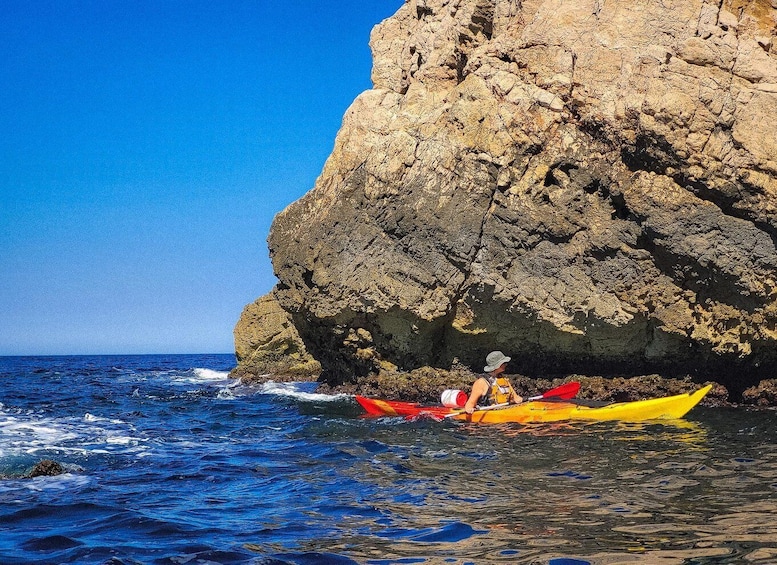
[{"left": 235, "top": 0, "right": 777, "bottom": 397}]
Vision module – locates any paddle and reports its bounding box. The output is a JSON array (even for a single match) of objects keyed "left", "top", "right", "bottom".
[
  {"left": 443, "top": 381, "right": 580, "bottom": 419},
  {"left": 525, "top": 381, "right": 580, "bottom": 402}
]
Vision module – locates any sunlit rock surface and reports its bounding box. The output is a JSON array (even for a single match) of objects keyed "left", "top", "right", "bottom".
[{"left": 237, "top": 0, "right": 777, "bottom": 396}]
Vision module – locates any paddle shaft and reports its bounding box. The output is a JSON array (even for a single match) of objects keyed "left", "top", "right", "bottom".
[{"left": 443, "top": 402, "right": 509, "bottom": 418}]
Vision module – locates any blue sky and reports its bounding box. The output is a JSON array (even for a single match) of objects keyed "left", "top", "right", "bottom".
[{"left": 1, "top": 0, "right": 399, "bottom": 355}]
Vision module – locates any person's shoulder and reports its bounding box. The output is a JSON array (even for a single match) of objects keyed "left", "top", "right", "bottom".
[{"left": 473, "top": 374, "right": 489, "bottom": 385}]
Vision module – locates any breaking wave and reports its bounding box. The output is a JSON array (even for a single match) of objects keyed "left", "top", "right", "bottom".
[{"left": 259, "top": 380, "right": 351, "bottom": 402}]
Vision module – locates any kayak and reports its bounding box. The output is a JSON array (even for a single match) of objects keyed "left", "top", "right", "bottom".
[{"left": 354, "top": 384, "right": 712, "bottom": 423}]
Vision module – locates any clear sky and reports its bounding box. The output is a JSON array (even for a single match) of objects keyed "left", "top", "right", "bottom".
[{"left": 1, "top": 0, "right": 400, "bottom": 356}]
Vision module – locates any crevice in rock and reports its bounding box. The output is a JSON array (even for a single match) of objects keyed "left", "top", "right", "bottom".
[
  {"left": 416, "top": 4, "right": 433, "bottom": 19},
  {"left": 470, "top": 1, "right": 495, "bottom": 40},
  {"left": 583, "top": 180, "right": 633, "bottom": 221},
  {"left": 636, "top": 225, "right": 762, "bottom": 313},
  {"left": 439, "top": 155, "right": 507, "bottom": 354},
  {"left": 621, "top": 133, "right": 682, "bottom": 175},
  {"left": 578, "top": 118, "right": 616, "bottom": 148},
  {"left": 608, "top": 122, "right": 777, "bottom": 259},
  {"left": 671, "top": 171, "right": 777, "bottom": 250},
  {"left": 470, "top": 158, "right": 502, "bottom": 274},
  {"left": 543, "top": 162, "right": 578, "bottom": 187},
  {"left": 714, "top": 0, "right": 725, "bottom": 28},
  {"left": 456, "top": 50, "right": 469, "bottom": 83},
  {"left": 525, "top": 143, "right": 544, "bottom": 156},
  {"left": 616, "top": 130, "right": 774, "bottom": 274},
  {"left": 497, "top": 52, "right": 514, "bottom": 65},
  {"left": 301, "top": 269, "right": 315, "bottom": 289},
  {"left": 569, "top": 51, "right": 577, "bottom": 98},
  {"left": 586, "top": 246, "right": 621, "bottom": 262},
  {"left": 737, "top": 177, "right": 777, "bottom": 247}
]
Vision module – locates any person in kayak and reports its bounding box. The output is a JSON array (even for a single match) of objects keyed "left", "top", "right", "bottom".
[{"left": 463, "top": 351, "right": 523, "bottom": 414}]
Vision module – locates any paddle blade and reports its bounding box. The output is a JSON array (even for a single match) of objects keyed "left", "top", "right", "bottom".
[{"left": 527, "top": 381, "right": 580, "bottom": 401}]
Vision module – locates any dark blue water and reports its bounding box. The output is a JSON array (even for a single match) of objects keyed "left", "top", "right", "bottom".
[{"left": 1, "top": 355, "right": 776, "bottom": 564}]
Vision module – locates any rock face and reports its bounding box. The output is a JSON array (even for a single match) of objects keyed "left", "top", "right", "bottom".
[
  {"left": 242, "top": 0, "right": 777, "bottom": 395},
  {"left": 231, "top": 291, "right": 320, "bottom": 381}
]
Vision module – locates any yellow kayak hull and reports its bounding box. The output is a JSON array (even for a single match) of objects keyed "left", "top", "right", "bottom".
[{"left": 454, "top": 385, "right": 712, "bottom": 424}]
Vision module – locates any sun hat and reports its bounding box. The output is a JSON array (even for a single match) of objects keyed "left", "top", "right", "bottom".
[{"left": 484, "top": 351, "right": 511, "bottom": 372}]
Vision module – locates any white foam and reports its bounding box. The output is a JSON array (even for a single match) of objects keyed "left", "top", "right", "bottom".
[
  {"left": 104, "top": 436, "right": 137, "bottom": 445},
  {"left": 168, "top": 368, "right": 233, "bottom": 386},
  {"left": 259, "top": 381, "right": 350, "bottom": 402},
  {"left": 84, "top": 413, "right": 126, "bottom": 425},
  {"left": 216, "top": 388, "right": 237, "bottom": 400},
  {"left": 0, "top": 472, "right": 91, "bottom": 494},
  {"left": 0, "top": 411, "right": 148, "bottom": 459},
  {"left": 1, "top": 418, "right": 79, "bottom": 444},
  {"left": 193, "top": 368, "right": 231, "bottom": 381}
]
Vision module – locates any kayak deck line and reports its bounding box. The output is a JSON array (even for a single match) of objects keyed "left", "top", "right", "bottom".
[{"left": 354, "top": 385, "right": 713, "bottom": 424}]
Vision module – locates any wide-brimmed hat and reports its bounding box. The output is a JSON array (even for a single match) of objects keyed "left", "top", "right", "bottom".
[{"left": 484, "top": 350, "right": 511, "bottom": 372}]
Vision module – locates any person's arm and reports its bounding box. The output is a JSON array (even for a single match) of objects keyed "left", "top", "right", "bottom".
[
  {"left": 464, "top": 378, "right": 489, "bottom": 414},
  {"left": 508, "top": 382, "right": 523, "bottom": 404}
]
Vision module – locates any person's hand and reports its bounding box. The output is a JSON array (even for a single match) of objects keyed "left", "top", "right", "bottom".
[{"left": 465, "top": 406, "right": 475, "bottom": 414}]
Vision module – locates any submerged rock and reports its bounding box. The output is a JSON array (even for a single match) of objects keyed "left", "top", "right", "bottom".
[
  {"left": 27, "top": 459, "right": 65, "bottom": 478},
  {"left": 236, "top": 0, "right": 777, "bottom": 399},
  {"left": 0, "top": 459, "right": 67, "bottom": 480}
]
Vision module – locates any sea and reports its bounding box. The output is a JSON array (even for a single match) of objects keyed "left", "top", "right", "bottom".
[{"left": 1, "top": 354, "right": 776, "bottom": 565}]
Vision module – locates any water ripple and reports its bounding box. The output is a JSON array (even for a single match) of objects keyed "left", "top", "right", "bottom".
[{"left": 2, "top": 356, "right": 777, "bottom": 564}]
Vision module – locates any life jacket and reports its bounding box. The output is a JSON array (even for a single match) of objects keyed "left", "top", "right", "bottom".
[{"left": 482, "top": 375, "right": 513, "bottom": 405}]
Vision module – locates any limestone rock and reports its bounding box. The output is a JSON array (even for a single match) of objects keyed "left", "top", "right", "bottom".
[
  {"left": 240, "top": 0, "right": 777, "bottom": 396},
  {"left": 742, "top": 378, "right": 777, "bottom": 405},
  {"left": 230, "top": 291, "right": 320, "bottom": 382}
]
